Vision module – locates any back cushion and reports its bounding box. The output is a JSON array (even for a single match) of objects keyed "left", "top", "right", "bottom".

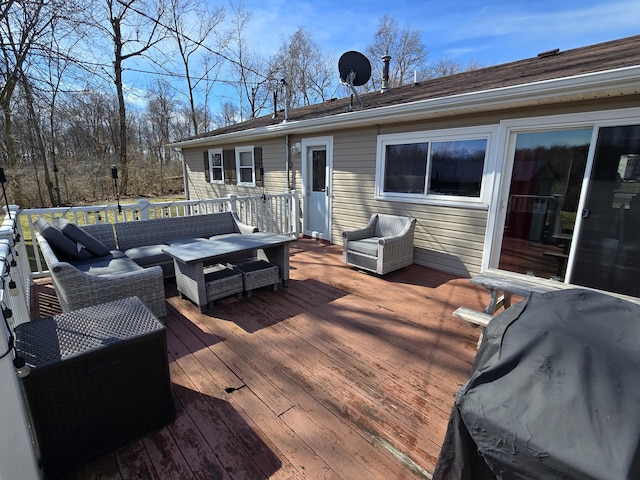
[
  {"left": 53, "top": 217, "right": 111, "bottom": 257},
  {"left": 34, "top": 217, "right": 93, "bottom": 261}
]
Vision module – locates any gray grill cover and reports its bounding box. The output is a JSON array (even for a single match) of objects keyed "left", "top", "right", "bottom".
[{"left": 434, "top": 289, "right": 640, "bottom": 480}]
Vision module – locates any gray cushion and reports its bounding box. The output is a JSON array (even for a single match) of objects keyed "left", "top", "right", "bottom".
[
  {"left": 71, "top": 255, "right": 143, "bottom": 275},
  {"left": 34, "top": 217, "right": 93, "bottom": 261},
  {"left": 125, "top": 244, "right": 172, "bottom": 267},
  {"left": 347, "top": 238, "right": 380, "bottom": 257},
  {"left": 53, "top": 217, "right": 110, "bottom": 257},
  {"left": 169, "top": 237, "right": 210, "bottom": 246}
]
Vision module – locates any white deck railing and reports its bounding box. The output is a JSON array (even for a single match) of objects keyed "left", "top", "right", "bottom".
[
  {"left": 21, "top": 191, "right": 299, "bottom": 277},
  {"left": 0, "top": 207, "right": 41, "bottom": 479},
  {"left": 0, "top": 190, "right": 300, "bottom": 479}
]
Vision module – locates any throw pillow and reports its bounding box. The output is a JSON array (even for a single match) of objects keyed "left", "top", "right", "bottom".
[
  {"left": 34, "top": 217, "right": 93, "bottom": 261},
  {"left": 53, "top": 217, "right": 110, "bottom": 257}
]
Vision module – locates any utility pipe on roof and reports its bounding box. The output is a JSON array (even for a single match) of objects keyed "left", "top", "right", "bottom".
[
  {"left": 178, "top": 148, "right": 189, "bottom": 199},
  {"left": 285, "top": 134, "right": 290, "bottom": 191}
]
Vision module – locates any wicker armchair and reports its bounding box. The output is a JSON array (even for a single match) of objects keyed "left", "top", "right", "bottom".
[{"left": 342, "top": 214, "right": 416, "bottom": 275}]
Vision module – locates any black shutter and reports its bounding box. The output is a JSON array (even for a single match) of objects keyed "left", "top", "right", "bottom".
[
  {"left": 203, "top": 151, "right": 210, "bottom": 181},
  {"left": 223, "top": 149, "right": 236, "bottom": 185},
  {"left": 254, "top": 147, "right": 263, "bottom": 187}
]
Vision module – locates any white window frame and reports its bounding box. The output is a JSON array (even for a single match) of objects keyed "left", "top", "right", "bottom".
[
  {"left": 235, "top": 145, "right": 255, "bottom": 187},
  {"left": 375, "top": 125, "right": 498, "bottom": 208},
  {"left": 208, "top": 148, "right": 224, "bottom": 184}
]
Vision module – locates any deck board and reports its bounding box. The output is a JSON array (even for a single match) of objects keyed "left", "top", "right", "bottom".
[{"left": 34, "top": 238, "right": 490, "bottom": 480}]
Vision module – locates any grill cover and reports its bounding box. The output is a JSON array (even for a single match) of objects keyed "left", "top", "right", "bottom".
[{"left": 434, "top": 289, "right": 640, "bottom": 480}]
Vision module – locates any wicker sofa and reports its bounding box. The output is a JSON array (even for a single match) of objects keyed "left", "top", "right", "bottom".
[
  {"left": 34, "top": 212, "right": 258, "bottom": 321},
  {"left": 342, "top": 214, "right": 417, "bottom": 275}
]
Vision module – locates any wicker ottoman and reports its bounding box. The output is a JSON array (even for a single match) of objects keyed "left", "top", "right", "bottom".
[
  {"left": 229, "top": 259, "right": 279, "bottom": 297},
  {"left": 204, "top": 264, "right": 243, "bottom": 307},
  {"left": 14, "top": 297, "right": 174, "bottom": 479}
]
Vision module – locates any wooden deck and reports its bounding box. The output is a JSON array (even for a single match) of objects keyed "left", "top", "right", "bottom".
[{"left": 33, "top": 238, "right": 490, "bottom": 480}]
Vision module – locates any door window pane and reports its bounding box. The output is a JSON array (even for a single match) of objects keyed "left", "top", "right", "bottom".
[
  {"left": 498, "top": 129, "right": 591, "bottom": 279},
  {"left": 572, "top": 125, "right": 640, "bottom": 296},
  {"left": 312, "top": 150, "right": 326, "bottom": 192}
]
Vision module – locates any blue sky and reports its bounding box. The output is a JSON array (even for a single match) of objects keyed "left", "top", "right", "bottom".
[
  {"left": 121, "top": 1, "right": 639, "bottom": 113},
  {"left": 231, "top": 0, "right": 640, "bottom": 67}
]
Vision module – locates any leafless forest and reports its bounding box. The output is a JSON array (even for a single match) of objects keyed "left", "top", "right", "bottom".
[{"left": 1, "top": 1, "right": 480, "bottom": 208}]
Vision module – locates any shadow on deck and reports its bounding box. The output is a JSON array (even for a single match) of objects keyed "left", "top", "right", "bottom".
[{"left": 31, "top": 238, "right": 489, "bottom": 480}]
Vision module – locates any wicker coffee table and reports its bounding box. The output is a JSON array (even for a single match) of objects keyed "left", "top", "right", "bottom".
[{"left": 163, "top": 232, "right": 296, "bottom": 312}]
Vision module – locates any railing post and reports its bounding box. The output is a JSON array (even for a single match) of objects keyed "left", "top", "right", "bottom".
[
  {"left": 291, "top": 190, "right": 300, "bottom": 237},
  {"left": 228, "top": 194, "right": 238, "bottom": 214},
  {"left": 137, "top": 199, "right": 150, "bottom": 220}
]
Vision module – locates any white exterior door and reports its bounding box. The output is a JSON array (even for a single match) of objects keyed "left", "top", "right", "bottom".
[{"left": 302, "top": 137, "right": 333, "bottom": 241}]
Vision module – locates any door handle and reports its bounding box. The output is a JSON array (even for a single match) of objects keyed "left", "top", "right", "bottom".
[{"left": 582, "top": 208, "right": 590, "bottom": 218}]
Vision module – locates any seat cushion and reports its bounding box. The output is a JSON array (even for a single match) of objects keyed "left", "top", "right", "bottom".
[
  {"left": 124, "top": 244, "right": 171, "bottom": 267},
  {"left": 169, "top": 237, "right": 210, "bottom": 246},
  {"left": 347, "top": 238, "right": 380, "bottom": 257},
  {"left": 53, "top": 217, "right": 111, "bottom": 257},
  {"left": 34, "top": 217, "right": 93, "bottom": 261},
  {"left": 71, "top": 255, "right": 143, "bottom": 276}
]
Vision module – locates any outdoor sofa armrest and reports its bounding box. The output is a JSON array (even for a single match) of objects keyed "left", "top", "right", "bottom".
[
  {"left": 232, "top": 212, "right": 260, "bottom": 234},
  {"left": 51, "top": 262, "right": 167, "bottom": 321}
]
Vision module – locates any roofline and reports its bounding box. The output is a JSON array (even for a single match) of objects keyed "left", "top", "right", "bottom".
[{"left": 169, "top": 65, "right": 640, "bottom": 149}]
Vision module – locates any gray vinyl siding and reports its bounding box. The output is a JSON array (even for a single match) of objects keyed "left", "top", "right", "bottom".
[
  {"left": 182, "top": 138, "right": 288, "bottom": 198},
  {"left": 328, "top": 126, "right": 487, "bottom": 277}
]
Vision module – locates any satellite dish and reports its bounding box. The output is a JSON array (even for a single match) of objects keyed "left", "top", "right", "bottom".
[
  {"left": 338, "top": 51, "right": 371, "bottom": 109},
  {"left": 338, "top": 51, "right": 372, "bottom": 86}
]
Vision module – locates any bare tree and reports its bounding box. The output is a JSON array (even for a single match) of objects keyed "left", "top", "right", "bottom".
[
  {"left": 270, "top": 27, "right": 336, "bottom": 109},
  {"left": 144, "top": 79, "right": 176, "bottom": 193},
  {"left": 0, "top": 0, "right": 57, "bottom": 203},
  {"left": 366, "top": 15, "right": 428, "bottom": 90},
  {"left": 426, "top": 56, "right": 485, "bottom": 79},
  {"left": 98, "top": 0, "right": 166, "bottom": 194},
  {"left": 220, "top": 1, "right": 272, "bottom": 120},
  {"left": 166, "top": 0, "right": 224, "bottom": 136},
  {"left": 213, "top": 101, "right": 240, "bottom": 127}
]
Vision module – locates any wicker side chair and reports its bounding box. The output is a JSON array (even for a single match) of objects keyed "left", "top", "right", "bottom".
[{"left": 342, "top": 214, "right": 417, "bottom": 275}]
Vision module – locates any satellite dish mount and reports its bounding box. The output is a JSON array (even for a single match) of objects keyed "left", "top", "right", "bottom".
[{"left": 338, "top": 51, "right": 371, "bottom": 110}]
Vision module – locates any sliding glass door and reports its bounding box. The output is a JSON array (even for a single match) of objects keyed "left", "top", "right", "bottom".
[
  {"left": 571, "top": 125, "right": 640, "bottom": 297},
  {"left": 496, "top": 122, "right": 640, "bottom": 298},
  {"left": 498, "top": 128, "right": 591, "bottom": 280}
]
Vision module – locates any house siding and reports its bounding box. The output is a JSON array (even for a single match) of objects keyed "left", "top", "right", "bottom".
[
  {"left": 326, "top": 126, "right": 488, "bottom": 277},
  {"left": 180, "top": 95, "right": 640, "bottom": 279},
  {"left": 184, "top": 138, "right": 288, "bottom": 198}
]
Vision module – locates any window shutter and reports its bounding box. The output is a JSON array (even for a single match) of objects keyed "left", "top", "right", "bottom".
[
  {"left": 203, "top": 151, "right": 210, "bottom": 182},
  {"left": 254, "top": 147, "right": 263, "bottom": 187},
  {"left": 223, "top": 149, "right": 236, "bottom": 185}
]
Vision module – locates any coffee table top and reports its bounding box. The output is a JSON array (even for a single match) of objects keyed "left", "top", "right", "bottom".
[{"left": 162, "top": 232, "right": 296, "bottom": 264}]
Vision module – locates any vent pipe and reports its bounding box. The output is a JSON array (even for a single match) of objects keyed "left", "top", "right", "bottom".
[
  {"left": 381, "top": 55, "right": 391, "bottom": 93},
  {"left": 281, "top": 78, "right": 289, "bottom": 121}
]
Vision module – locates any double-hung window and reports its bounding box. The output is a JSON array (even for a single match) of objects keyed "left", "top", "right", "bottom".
[
  {"left": 376, "top": 126, "right": 495, "bottom": 205},
  {"left": 208, "top": 148, "right": 224, "bottom": 183},
  {"left": 236, "top": 145, "right": 255, "bottom": 186}
]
